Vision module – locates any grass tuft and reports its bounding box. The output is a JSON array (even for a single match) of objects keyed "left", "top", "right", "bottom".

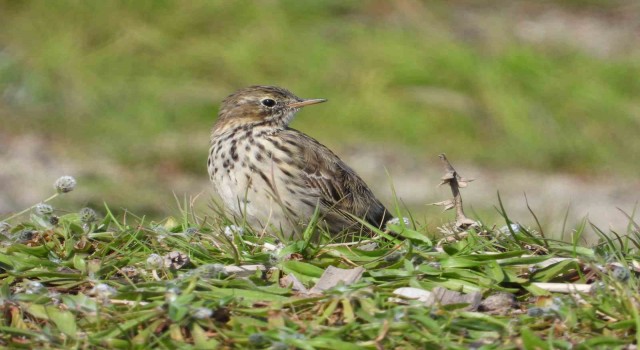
[{"left": 1, "top": 179, "right": 639, "bottom": 348}]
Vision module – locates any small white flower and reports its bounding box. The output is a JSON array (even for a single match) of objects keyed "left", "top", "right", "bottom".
[
  {"left": 223, "top": 225, "right": 244, "bottom": 239},
  {"left": 15, "top": 229, "right": 36, "bottom": 243},
  {"left": 79, "top": 207, "right": 98, "bottom": 224},
  {"left": 165, "top": 287, "right": 180, "bottom": 303},
  {"left": 163, "top": 251, "right": 190, "bottom": 270},
  {"left": 146, "top": 254, "right": 164, "bottom": 269},
  {"left": 152, "top": 225, "right": 170, "bottom": 235},
  {"left": 191, "top": 307, "right": 213, "bottom": 319},
  {"left": 90, "top": 283, "right": 116, "bottom": 298},
  {"left": 25, "top": 281, "right": 45, "bottom": 294},
  {"left": 499, "top": 224, "right": 521, "bottom": 235},
  {"left": 611, "top": 265, "right": 631, "bottom": 282},
  {"left": 34, "top": 203, "right": 53, "bottom": 217},
  {"left": 49, "top": 291, "right": 62, "bottom": 305},
  {"left": 387, "top": 217, "right": 410, "bottom": 226},
  {"left": 152, "top": 225, "right": 169, "bottom": 242},
  {"left": 54, "top": 176, "right": 77, "bottom": 193},
  {"left": 0, "top": 222, "right": 11, "bottom": 237},
  {"left": 89, "top": 283, "right": 116, "bottom": 306},
  {"left": 549, "top": 297, "right": 563, "bottom": 312}
]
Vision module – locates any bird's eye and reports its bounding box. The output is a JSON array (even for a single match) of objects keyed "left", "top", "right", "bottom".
[{"left": 261, "top": 99, "right": 276, "bottom": 107}]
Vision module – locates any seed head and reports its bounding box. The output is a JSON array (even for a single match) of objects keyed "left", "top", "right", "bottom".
[
  {"left": 527, "top": 307, "right": 545, "bottom": 317},
  {"left": 165, "top": 286, "right": 180, "bottom": 303},
  {"left": 15, "top": 229, "right": 36, "bottom": 242},
  {"left": 146, "top": 254, "right": 164, "bottom": 270},
  {"left": 48, "top": 291, "right": 62, "bottom": 305},
  {"left": 0, "top": 222, "right": 11, "bottom": 237},
  {"left": 223, "top": 225, "right": 244, "bottom": 239},
  {"left": 117, "top": 266, "right": 139, "bottom": 279},
  {"left": 611, "top": 265, "right": 631, "bottom": 282},
  {"left": 387, "top": 217, "right": 410, "bottom": 226},
  {"left": 34, "top": 203, "right": 54, "bottom": 217},
  {"left": 248, "top": 333, "right": 268, "bottom": 346},
  {"left": 191, "top": 307, "right": 213, "bottom": 319},
  {"left": 152, "top": 225, "right": 170, "bottom": 235},
  {"left": 499, "top": 224, "right": 521, "bottom": 235},
  {"left": 25, "top": 280, "right": 45, "bottom": 295},
  {"left": 54, "top": 176, "right": 77, "bottom": 193},
  {"left": 90, "top": 283, "right": 117, "bottom": 304},
  {"left": 49, "top": 215, "right": 60, "bottom": 226},
  {"left": 152, "top": 225, "right": 170, "bottom": 242},
  {"left": 164, "top": 251, "right": 190, "bottom": 270},
  {"left": 79, "top": 207, "right": 98, "bottom": 224}
]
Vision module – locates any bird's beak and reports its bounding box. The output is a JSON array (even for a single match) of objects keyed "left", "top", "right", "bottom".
[{"left": 287, "top": 98, "right": 327, "bottom": 108}]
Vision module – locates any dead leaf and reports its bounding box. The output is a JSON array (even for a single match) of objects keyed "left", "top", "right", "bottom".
[
  {"left": 280, "top": 273, "right": 308, "bottom": 293},
  {"left": 309, "top": 266, "right": 365, "bottom": 294},
  {"left": 163, "top": 251, "right": 190, "bottom": 270},
  {"left": 392, "top": 286, "right": 481, "bottom": 311},
  {"left": 392, "top": 287, "right": 433, "bottom": 303},
  {"left": 478, "top": 292, "right": 517, "bottom": 315}
]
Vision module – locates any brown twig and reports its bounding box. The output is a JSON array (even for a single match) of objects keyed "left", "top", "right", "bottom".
[{"left": 431, "top": 154, "right": 477, "bottom": 229}]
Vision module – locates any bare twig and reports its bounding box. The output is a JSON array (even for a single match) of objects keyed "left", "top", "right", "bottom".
[{"left": 431, "top": 154, "right": 477, "bottom": 229}]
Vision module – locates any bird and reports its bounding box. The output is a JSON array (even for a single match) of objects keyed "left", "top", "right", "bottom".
[{"left": 208, "top": 85, "right": 392, "bottom": 239}]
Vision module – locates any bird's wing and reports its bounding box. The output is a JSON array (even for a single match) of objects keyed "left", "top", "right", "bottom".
[{"left": 278, "top": 130, "right": 390, "bottom": 230}]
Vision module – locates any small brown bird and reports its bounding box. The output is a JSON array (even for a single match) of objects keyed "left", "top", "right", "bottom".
[{"left": 208, "top": 86, "right": 391, "bottom": 238}]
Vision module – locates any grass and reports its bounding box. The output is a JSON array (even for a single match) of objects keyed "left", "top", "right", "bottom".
[
  {"left": 1, "top": 2, "right": 639, "bottom": 346},
  {"left": 0, "top": 178, "right": 639, "bottom": 348},
  {"left": 1, "top": 1, "right": 640, "bottom": 217}
]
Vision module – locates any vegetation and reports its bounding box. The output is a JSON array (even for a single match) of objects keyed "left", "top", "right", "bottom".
[
  {"left": 1, "top": 176, "right": 639, "bottom": 348},
  {"left": 1, "top": 2, "right": 639, "bottom": 347},
  {"left": 1, "top": 1, "right": 639, "bottom": 216}
]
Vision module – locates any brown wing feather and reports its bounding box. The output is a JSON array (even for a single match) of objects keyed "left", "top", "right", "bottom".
[{"left": 279, "top": 129, "right": 391, "bottom": 232}]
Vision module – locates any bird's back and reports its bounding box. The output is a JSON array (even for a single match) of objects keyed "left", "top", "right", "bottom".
[{"left": 277, "top": 128, "right": 391, "bottom": 233}]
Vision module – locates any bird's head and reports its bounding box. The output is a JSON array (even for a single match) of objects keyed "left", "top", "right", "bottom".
[{"left": 213, "top": 86, "right": 326, "bottom": 131}]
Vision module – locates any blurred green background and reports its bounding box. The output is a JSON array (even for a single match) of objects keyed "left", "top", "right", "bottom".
[{"left": 1, "top": 0, "right": 639, "bottom": 232}]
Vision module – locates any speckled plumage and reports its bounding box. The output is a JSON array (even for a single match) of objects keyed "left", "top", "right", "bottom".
[{"left": 208, "top": 86, "right": 391, "bottom": 238}]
